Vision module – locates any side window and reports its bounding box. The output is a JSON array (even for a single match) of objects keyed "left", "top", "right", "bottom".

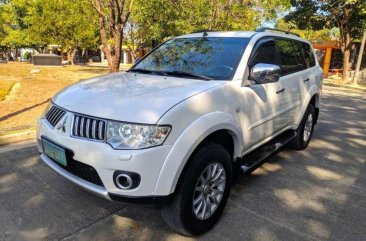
[
  {"left": 249, "top": 40, "right": 277, "bottom": 67},
  {"left": 276, "top": 39, "right": 306, "bottom": 75},
  {"left": 302, "top": 42, "right": 316, "bottom": 68}
]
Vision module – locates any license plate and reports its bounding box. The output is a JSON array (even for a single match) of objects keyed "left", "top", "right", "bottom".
[{"left": 42, "top": 138, "right": 67, "bottom": 166}]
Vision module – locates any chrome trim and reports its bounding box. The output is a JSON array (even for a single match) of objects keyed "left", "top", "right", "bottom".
[
  {"left": 80, "top": 117, "right": 85, "bottom": 137},
  {"left": 40, "top": 153, "right": 111, "bottom": 200},
  {"left": 74, "top": 116, "right": 79, "bottom": 136},
  {"left": 115, "top": 174, "right": 133, "bottom": 189},
  {"left": 98, "top": 121, "right": 103, "bottom": 140},
  {"left": 92, "top": 120, "right": 97, "bottom": 139},
  {"left": 54, "top": 109, "right": 64, "bottom": 123},
  {"left": 71, "top": 114, "right": 106, "bottom": 142},
  {"left": 48, "top": 108, "right": 58, "bottom": 124},
  {"left": 45, "top": 106, "right": 66, "bottom": 127},
  {"left": 86, "top": 119, "right": 91, "bottom": 138}
]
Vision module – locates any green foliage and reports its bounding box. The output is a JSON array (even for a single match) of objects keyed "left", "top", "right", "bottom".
[
  {"left": 0, "top": 0, "right": 32, "bottom": 48},
  {"left": 0, "top": 0, "right": 99, "bottom": 51},
  {"left": 130, "top": 0, "right": 291, "bottom": 48},
  {"left": 1, "top": 0, "right": 292, "bottom": 53},
  {"left": 275, "top": 18, "right": 339, "bottom": 41},
  {"left": 284, "top": 0, "right": 366, "bottom": 80},
  {"left": 285, "top": 0, "right": 366, "bottom": 39}
]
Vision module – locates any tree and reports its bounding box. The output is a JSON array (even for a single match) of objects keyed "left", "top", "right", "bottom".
[
  {"left": 25, "top": 0, "right": 100, "bottom": 63},
  {"left": 131, "top": 0, "right": 291, "bottom": 49},
  {"left": 131, "top": 0, "right": 186, "bottom": 48},
  {"left": 0, "top": 0, "right": 33, "bottom": 55},
  {"left": 0, "top": 0, "right": 100, "bottom": 60},
  {"left": 285, "top": 0, "right": 366, "bottom": 81},
  {"left": 275, "top": 18, "right": 339, "bottom": 42},
  {"left": 123, "top": 19, "right": 145, "bottom": 63},
  {"left": 88, "top": 0, "right": 134, "bottom": 72}
]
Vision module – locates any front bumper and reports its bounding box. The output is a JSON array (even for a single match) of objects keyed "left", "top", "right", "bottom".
[{"left": 37, "top": 115, "right": 173, "bottom": 201}]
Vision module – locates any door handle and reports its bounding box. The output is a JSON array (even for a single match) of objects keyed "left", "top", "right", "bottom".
[
  {"left": 303, "top": 78, "right": 310, "bottom": 83},
  {"left": 276, "top": 88, "right": 285, "bottom": 94}
]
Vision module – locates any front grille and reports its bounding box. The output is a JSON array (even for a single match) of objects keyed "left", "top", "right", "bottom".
[
  {"left": 45, "top": 106, "right": 66, "bottom": 127},
  {"left": 72, "top": 114, "right": 106, "bottom": 141},
  {"left": 52, "top": 158, "right": 104, "bottom": 187}
]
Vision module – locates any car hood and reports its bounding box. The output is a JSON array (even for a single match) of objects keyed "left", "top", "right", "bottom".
[{"left": 53, "top": 72, "right": 225, "bottom": 124}]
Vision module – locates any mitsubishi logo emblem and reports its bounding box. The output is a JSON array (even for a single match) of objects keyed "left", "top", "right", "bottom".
[{"left": 56, "top": 115, "right": 68, "bottom": 133}]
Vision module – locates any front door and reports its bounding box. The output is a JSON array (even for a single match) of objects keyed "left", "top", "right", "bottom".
[{"left": 240, "top": 38, "right": 284, "bottom": 150}]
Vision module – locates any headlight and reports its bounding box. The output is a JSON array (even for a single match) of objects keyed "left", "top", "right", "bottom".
[{"left": 106, "top": 121, "right": 171, "bottom": 149}]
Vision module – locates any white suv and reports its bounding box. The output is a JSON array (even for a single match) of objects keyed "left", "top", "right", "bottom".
[{"left": 37, "top": 28, "right": 323, "bottom": 235}]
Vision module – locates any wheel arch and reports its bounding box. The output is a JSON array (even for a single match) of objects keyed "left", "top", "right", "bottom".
[
  {"left": 153, "top": 112, "right": 243, "bottom": 196},
  {"left": 296, "top": 87, "right": 321, "bottom": 126},
  {"left": 309, "top": 93, "right": 320, "bottom": 125}
]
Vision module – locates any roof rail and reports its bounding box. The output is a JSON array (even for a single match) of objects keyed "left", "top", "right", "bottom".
[
  {"left": 255, "top": 27, "right": 300, "bottom": 37},
  {"left": 190, "top": 29, "right": 217, "bottom": 34}
]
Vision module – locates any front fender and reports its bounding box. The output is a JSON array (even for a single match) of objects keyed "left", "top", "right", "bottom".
[{"left": 153, "top": 112, "right": 243, "bottom": 195}]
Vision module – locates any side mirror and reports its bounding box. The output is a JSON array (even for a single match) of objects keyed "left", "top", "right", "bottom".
[{"left": 250, "top": 63, "right": 280, "bottom": 84}]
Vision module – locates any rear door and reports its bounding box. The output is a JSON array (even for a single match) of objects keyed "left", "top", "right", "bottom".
[
  {"left": 298, "top": 42, "right": 321, "bottom": 113},
  {"left": 274, "top": 38, "right": 307, "bottom": 129}
]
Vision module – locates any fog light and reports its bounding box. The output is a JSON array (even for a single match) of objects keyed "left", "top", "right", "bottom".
[
  {"left": 113, "top": 171, "right": 140, "bottom": 190},
  {"left": 115, "top": 174, "right": 133, "bottom": 189}
]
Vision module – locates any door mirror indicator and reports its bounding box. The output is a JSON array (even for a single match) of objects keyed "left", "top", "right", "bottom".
[{"left": 250, "top": 63, "right": 281, "bottom": 84}]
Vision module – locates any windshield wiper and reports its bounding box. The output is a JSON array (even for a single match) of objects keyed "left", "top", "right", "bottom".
[
  {"left": 128, "top": 68, "right": 167, "bottom": 76},
  {"left": 163, "top": 71, "right": 211, "bottom": 81}
]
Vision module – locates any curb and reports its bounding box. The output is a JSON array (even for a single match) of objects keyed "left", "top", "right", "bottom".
[
  {"left": 324, "top": 82, "right": 366, "bottom": 92},
  {"left": 0, "top": 130, "right": 36, "bottom": 146}
]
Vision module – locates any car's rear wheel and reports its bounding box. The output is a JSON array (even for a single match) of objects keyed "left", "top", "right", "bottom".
[
  {"left": 289, "top": 104, "right": 315, "bottom": 150},
  {"left": 161, "top": 142, "right": 232, "bottom": 236}
]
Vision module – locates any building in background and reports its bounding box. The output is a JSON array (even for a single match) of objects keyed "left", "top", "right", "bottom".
[{"left": 313, "top": 40, "right": 366, "bottom": 79}]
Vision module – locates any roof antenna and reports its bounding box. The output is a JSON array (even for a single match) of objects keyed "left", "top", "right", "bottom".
[{"left": 203, "top": 31, "right": 208, "bottom": 37}]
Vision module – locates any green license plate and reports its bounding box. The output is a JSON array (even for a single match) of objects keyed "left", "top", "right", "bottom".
[{"left": 42, "top": 138, "right": 67, "bottom": 166}]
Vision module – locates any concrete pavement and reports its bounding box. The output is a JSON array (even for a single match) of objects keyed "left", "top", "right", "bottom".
[{"left": 0, "top": 86, "right": 365, "bottom": 241}]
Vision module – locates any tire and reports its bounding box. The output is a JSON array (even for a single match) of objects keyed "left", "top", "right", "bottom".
[
  {"left": 289, "top": 104, "right": 315, "bottom": 150},
  {"left": 161, "top": 142, "right": 232, "bottom": 236}
]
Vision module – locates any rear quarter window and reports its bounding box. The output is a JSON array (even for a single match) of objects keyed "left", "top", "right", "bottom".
[{"left": 302, "top": 42, "right": 316, "bottom": 68}]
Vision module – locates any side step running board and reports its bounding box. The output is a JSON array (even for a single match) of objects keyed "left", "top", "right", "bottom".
[{"left": 240, "top": 130, "right": 297, "bottom": 172}]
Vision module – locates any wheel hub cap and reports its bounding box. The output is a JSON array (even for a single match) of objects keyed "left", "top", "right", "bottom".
[
  {"left": 192, "top": 162, "right": 226, "bottom": 220},
  {"left": 303, "top": 113, "right": 313, "bottom": 142}
]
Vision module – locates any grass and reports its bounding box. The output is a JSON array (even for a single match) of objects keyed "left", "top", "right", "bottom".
[
  {"left": 0, "top": 62, "right": 112, "bottom": 135},
  {"left": 0, "top": 80, "right": 15, "bottom": 101}
]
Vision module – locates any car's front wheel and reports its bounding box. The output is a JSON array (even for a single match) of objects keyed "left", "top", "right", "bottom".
[{"left": 161, "top": 142, "right": 232, "bottom": 236}]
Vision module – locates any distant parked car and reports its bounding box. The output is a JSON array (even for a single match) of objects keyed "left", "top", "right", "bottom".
[{"left": 37, "top": 28, "right": 323, "bottom": 236}]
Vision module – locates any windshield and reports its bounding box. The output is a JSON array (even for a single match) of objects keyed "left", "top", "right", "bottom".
[{"left": 130, "top": 37, "right": 249, "bottom": 80}]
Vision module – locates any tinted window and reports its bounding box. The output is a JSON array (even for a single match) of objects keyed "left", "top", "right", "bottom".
[
  {"left": 250, "top": 40, "right": 277, "bottom": 67},
  {"left": 132, "top": 37, "right": 249, "bottom": 80},
  {"left": 302, "top": 42, "right": 316, "bottom": 68},
  {"left": 276, "top": 39, "right": 306, "bottom": 75}
]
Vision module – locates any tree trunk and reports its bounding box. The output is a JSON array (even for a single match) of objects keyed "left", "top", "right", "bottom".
[
  {"left": 342, "top": 49, "right": 350, "bottom": 82},
  {"left": 67, "top": 50, "right": 74, "bottom": 65},
  {"left": 130, "top": 49, "right": 139, "bottom": 64},
  {"left": 92, "top": 0, "right": 134, "bottom": 73},
  {"left": 110, "top": 50, "right": 121, "bottom": 72},
  {"left": 342, "top": 32, "right": 351, "bottom": 82},
  {"left": 354, "top": 30, "right": 366, "bottom": 85}
]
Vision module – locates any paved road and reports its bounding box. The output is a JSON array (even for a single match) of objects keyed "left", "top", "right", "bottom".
[{"left": 0, "top": 86, "right": 365, "bottom": 241}]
